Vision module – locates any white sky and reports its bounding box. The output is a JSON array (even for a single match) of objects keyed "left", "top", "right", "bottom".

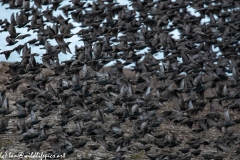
[{"left": 0, "top": 0, "right": 210, "bottom": 68}]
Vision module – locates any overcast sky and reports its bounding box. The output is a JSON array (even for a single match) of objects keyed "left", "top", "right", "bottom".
[{"left": 0, "top": 0, "right": 209, "bottom": 64}]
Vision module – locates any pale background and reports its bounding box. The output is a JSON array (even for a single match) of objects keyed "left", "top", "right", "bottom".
[{"left": 0, "top": 0, "right": 212, "bottom": 64}]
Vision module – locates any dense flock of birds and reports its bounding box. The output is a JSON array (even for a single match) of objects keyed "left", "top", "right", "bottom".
[{"left": 0, "top": 0, "right": 240, "bottom": 159}]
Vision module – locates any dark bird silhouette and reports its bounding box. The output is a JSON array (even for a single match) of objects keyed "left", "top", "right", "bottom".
[
  {"left": 7, "top": 23, "right": 20, "bottom": 38},
  {"left": 0, "top": 116, "right": 9, "bottom": 132},
  {"left": 54, "top": 34, "right": 72, "bottom": 54},
  {"left": 15, "top": 103, "right": 27, "bottom": 118}
]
